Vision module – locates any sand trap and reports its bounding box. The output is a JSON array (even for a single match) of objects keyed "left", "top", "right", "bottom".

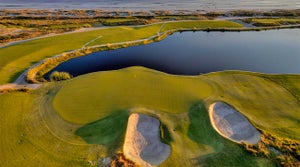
[
  {"left": 123, "top": 113, "right": 171, "bottom": 167},
  {"left": 209, "top": 102, "right": 261, "bottom": 144}
]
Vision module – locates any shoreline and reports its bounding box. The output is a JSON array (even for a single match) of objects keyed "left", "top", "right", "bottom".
[
  {"left": 21, "top": 25, "right": 300, "bottom": 84},
  {"left": 0, "top": 19, "right": 299, "bottom": 86}
]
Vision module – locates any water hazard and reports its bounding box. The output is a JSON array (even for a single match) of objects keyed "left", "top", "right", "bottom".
[{"left": 46, "top": 29, "right": 300, "bottom": 78}]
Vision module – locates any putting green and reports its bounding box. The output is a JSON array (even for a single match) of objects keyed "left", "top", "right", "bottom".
[{"left": 52, "top": 67, "right": 213, "bottom": 124}]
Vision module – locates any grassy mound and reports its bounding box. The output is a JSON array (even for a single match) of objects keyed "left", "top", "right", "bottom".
[{"left": 52, "top": 67, "right": 212, "bottom": 124}]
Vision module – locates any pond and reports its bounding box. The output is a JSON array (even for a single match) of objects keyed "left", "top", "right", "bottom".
[{"left": 46, "top": 29, "right": 300, "bottom": 78}]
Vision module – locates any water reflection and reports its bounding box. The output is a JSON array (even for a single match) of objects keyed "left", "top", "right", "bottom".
[{"left": 46, "top": 29, "right": 300, "bottom": 78}]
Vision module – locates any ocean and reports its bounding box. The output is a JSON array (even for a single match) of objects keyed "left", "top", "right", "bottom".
[{"left": 0, "top": 0, "right": 299, "bottom": 11}]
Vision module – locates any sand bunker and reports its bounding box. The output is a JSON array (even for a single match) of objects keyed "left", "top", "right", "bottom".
[
  {"left": 123, "top": 113, "right": 171, "bottom": 167},
  {"left": 209, "top": 102, "right": 261, "bottom": 144}
]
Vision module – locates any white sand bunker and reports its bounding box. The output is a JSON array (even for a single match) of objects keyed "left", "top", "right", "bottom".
[
  {"left": 123, "top": 113, "right": 171, "bottom": 167},
  {"left": 209, "top": 102, "right": 261, "bottom": 144}
]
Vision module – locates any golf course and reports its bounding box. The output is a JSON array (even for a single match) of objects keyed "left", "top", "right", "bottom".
[{"left": 0, "top": 18, "right": 300, "bottom": 167}]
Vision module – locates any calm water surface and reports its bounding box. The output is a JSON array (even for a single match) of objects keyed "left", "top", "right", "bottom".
[
  {"left": 46, "top": 29, "right": 300, "bottom": 78},
  {"left": 1, "top": 0, "right": 300, "bottom": 10}
]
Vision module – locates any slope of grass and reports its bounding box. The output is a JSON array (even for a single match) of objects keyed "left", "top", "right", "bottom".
[
  {"left": 75, "top": 110, "right": 129, "bottom": 149},
  {"left": 0, "top": 91, "right": 106, "bottom": 167},
  {"left": 2, "top": 67, "right": 300, "bottom": 166},
  {"left": 52, "top": 67, "right": 212, "bottom": 124},
  {"left": 53, "top": 68, "right": 300, "bottom": 141},
  {"left": 185, "top": 103, "right": 273, "bottom": 167},
  {"left": 264, "top": 74, "right": 300, "bottom": 102},
  {"left": 126, "top": 103, "right": 274, "bottom": 167},
  {"left": 204, "top": 71, "right": 300, "bottom": 141}
]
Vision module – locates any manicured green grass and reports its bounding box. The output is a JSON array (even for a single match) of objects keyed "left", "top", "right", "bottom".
[
  {"left": 132, "top": 102, "right": 274, "bottom": 167},
  {"left": 86, "top": 23, "right": 163, "bottom": 46},
  {"left": 264, "top": 74, "right": 300, "bottom": 102},
  {"left": 246, "top": 18, "right": 300, "bottom": 26},
  {"left": 185, "top": 103, "right": 273, "bottom": 167},
  {"left": 2, "top": 67, "right": 300, "bottom": 166},
  {"left": 52, "top": 67, "right": 212, "bottom": 124},
  {"left": 1, "top": 19, "right": 300, "bottom": 166},
  {"left": 0, "top": 23, "right": 162, "bottom": 84},
  {"left": 0, "top": 20, "right": 243, "bottom": 84},
  {"left": 160, "top": 20, "right": 243, "bottom": 32},
  {"left": 0, "top": 91, "right": 100, "bottom": 166},
  {"left": 204, "top": 71, "right": 300, "bottom": 141},
  {"left": 75, "top": 110, "right": 129, "bottom": 149}
]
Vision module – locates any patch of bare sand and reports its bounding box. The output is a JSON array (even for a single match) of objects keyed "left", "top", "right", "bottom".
[
  {"left": 209, "top": 102, "right": 261, "bottom": 144},
  {"left": 123, "top": 113, "right": 171, "bottom": 167}
]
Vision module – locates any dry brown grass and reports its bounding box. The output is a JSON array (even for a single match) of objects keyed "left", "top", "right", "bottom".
[
  {"left": 111, "top": 152, "right": 137, "bottom": 167},
  {"left": 243, "top": 132, "right": 300, "bottom": 166}
]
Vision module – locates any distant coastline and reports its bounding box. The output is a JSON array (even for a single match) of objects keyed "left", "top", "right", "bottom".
[
  {"left": 1, "top": 8, "right": 299, "bottom": 19},
  {"left": 0, "top": 0, "right": 299, "bottom": 11}
]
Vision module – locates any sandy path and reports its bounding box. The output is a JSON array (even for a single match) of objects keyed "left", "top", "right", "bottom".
[
  {"left": 123, "top": 113, "right": 170, "bottom": 167},
  {"left": 0, "top": 83, "right": 40, "bottom": 92},
  {"left": 209, "top": 102, "right": 261, "bottom": 144}
]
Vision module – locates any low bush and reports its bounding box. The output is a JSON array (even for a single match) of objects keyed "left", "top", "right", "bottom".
[{"left": 49, "top": 71, "right": 72, "bottom": 81}]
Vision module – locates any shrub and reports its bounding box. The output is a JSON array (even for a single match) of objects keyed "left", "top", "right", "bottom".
[
  {"left": 243, "top": 132, "right": 300, "bottom": 166},
  {"left": 50, "top": 71, "right": 72, "bottom": 81}
]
